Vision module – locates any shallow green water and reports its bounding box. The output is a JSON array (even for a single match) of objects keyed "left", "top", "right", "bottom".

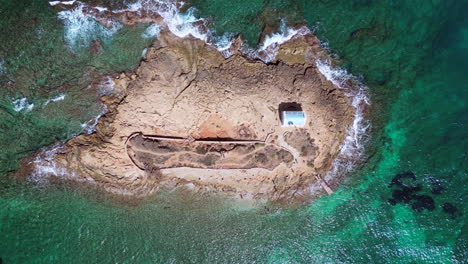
[{"left": 0, "top": 0, "right": 466, "bottom": 263}]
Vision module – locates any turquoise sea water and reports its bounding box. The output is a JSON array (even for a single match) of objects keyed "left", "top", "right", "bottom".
[{"left": 0, "top": 0, "right": 466, "bottom": 263}]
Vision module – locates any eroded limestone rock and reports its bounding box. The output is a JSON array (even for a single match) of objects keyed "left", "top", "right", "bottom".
[{"left": 32, "top": 30, "right": 355, "bottom": 201}]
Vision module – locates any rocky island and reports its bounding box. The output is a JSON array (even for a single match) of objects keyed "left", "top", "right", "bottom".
[{"left": 31, "top": 26, "right": 355, "bottom": 201}]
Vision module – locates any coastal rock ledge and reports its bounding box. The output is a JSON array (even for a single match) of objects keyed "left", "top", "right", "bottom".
[{"left": 33, "top": 31, "right": 355, "bottom": 201}]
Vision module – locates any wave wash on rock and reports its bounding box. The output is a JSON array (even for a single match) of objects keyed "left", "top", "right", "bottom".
[{"left": 316, "top": 59, "right": 370, "bottom": 184}]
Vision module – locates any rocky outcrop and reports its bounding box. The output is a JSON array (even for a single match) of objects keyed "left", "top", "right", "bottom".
[{"left": 32, "top": 30, "right": 355, "bottom": 201}]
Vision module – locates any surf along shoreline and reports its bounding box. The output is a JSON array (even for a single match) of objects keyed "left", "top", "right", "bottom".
[{"left": 21, "top": 0, "right": 370, "bottom": 204}]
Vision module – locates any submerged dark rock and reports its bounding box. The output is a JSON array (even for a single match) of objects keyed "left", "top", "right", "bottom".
[
  {"left": 390, "top": 171, "right": 416, "bottom": 187},
  {"left": 411, "top": 195, "right": 435, "bottom": 212},
  {"left": 442, "top": 203, "right": 461, "bottom": 218},
  {"left": 389, "top": 189, "right": 407, "bottom": 203},
  {"left": 388, "top": 171, "right": 436, "bottom": 213}
]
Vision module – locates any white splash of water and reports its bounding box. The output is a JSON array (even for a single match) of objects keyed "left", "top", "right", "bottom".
[
  {"left": 49, "top": 0, "right": 76, "bottom": 6},
  {"left": 142, "top": 23, "right": 161, "bottom": 38},
  {"left": 30, "top": 144, "right": 95, "bottom": 184},
  {"left": 109, "top": 0, "right": 235, "bottom": 55},
  {"left": 94, "top": 6, "right": 108, "bottom": 12},
  {"left": 244, "top": 20, "right": 310, "bottom": 63},
  {"left": 80, "top": 103, "right": 108, "bottom": 134},
  {"left": 121, "top": 0, "right": 144, "bottom": 12},
  {"left": 210, "top": 32, "right": 236, "bottom": 57},
  {"left": 260, "top": 20, "right": 300, "bottom": 50},
  {"left": 316, "top": 59, "right": 371, "bottom": 183},
  {"left": 315, "top": 60, "right": 350, "bottom": 88},
  {"left": 12, "top": 98, "right": 34, "bottom": 112},
  {"left": 146, "top": 1, "right": 236, "bottom": 57},
  {"left": 164, "top": 6, "right": 207, "bottom": 40},
  {"left": 29, "top": 145, "right": 72, "bottom": 184},
  {"left": 44, "top": 93, "right": 66, "bottom": 106},
  {"left": 97, "top": 76, "right": 117, "bottom": 95},
  {"left": 54, "top": 0, "right": 309, "bottom": 62},
  {"left": 117, "top": 0, "right": 208, "bottom": 41},
  {"left": 57, "top": 4, "right": 122, "bottom": 52}
]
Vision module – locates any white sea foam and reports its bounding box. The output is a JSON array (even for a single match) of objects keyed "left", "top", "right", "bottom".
[
  {"left": 54, "top": 0, "right": 310, "bottom": 62},
  {"left": 57, "top": 4, "right": 122, "bottom": 52},
  {"left": 44, "top": 93, "right": 66, "bottom": 106},
  {"left": 260, "top": 20, "right": 303, "bottom": 50},
  {"left": 49, "top": 0, "right": 76, "bottom": 6},
  {"left": 142, "top": 23, "right": 161, "bottom": 38},
  {"left": 94, "top": 6, "right": 108, "bottom": 12},
  {"left": 118, "top": 0, "right": 209, "bottom": 41},
  {"left": 80, "top": 104, "right": 108, "bottom": 134},
  {"left": 150, "top": 2, "right": 238, "bottom": 57},
  {"left": 316, "top": 59, "right": 370, "bottom": 183},
  {"left": 30, "top": 145, "right": 72, "bottom": 184},
  {"left": 212, "top": 33, "right": 235, "bottom": 51},
  {"left": 55, "top": 0, "right": 212, "bottom": 49},
  {"left": 99, "top": 76, "right": 114, "bottom": 93},
  {"left": 164, "top": 6, "right": 206, "bottom": 40},
  {"left": 30, "top": 104, "right": 107, "bottom": 183},
  {"left": 244, "top": 20, "right": 310, "bottom": 63},
  {"left": 211, "top": 32, "right": 236, "bottom": 57},
  {"left": 30, "top": 144, "right": 96, "bottom": 184},
  {"left": 12, "top": 97, "right": 34, "bottom": 112},
  {"left": 130, "top": 1, "right": 305, "bottom": 61},
  {"left": 110, "top": 0, "right": 234, "bottom": 54}
]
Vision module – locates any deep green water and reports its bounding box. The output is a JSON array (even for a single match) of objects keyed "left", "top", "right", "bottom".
[{"left": 0, "top": 0, "right": 466, "bottom": 263}]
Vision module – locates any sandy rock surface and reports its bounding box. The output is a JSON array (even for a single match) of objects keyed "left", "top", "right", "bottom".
[{"left": 34, "top": 31, "right": 354, "bottom": 201}]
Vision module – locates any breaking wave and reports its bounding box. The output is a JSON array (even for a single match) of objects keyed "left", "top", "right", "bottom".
[
  {"left": 30, "top": 145, "right": 74, "bottom": 184},
  {"left": 29, "top": 144, "right": 97, "bottom": 185},
  {"left": 251, "top": 20, "right": 310, "bottom": 62},
  {"left": 316, "top": 59, "right": 370, "bottom": 183},
  {"left": 50, "top": 0, "right": 304, "bottom": 61},
  {"left": 11, "top": 97, "right": 34, "bottom": 112},
  {"left": 44, "top": 93, "right": 66, "bottom": 106},
  {"left": 142, "top": 23, "right": 161, "bottom": 38},
  {"left": 57, "top": 3, "right": 122, "bottom": 52},
  {"left": 49, "top": 0, "right": 75, "bottom": 6},
  {"left": 80, "top": 103, "right": 108, "bottom": 135}
]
